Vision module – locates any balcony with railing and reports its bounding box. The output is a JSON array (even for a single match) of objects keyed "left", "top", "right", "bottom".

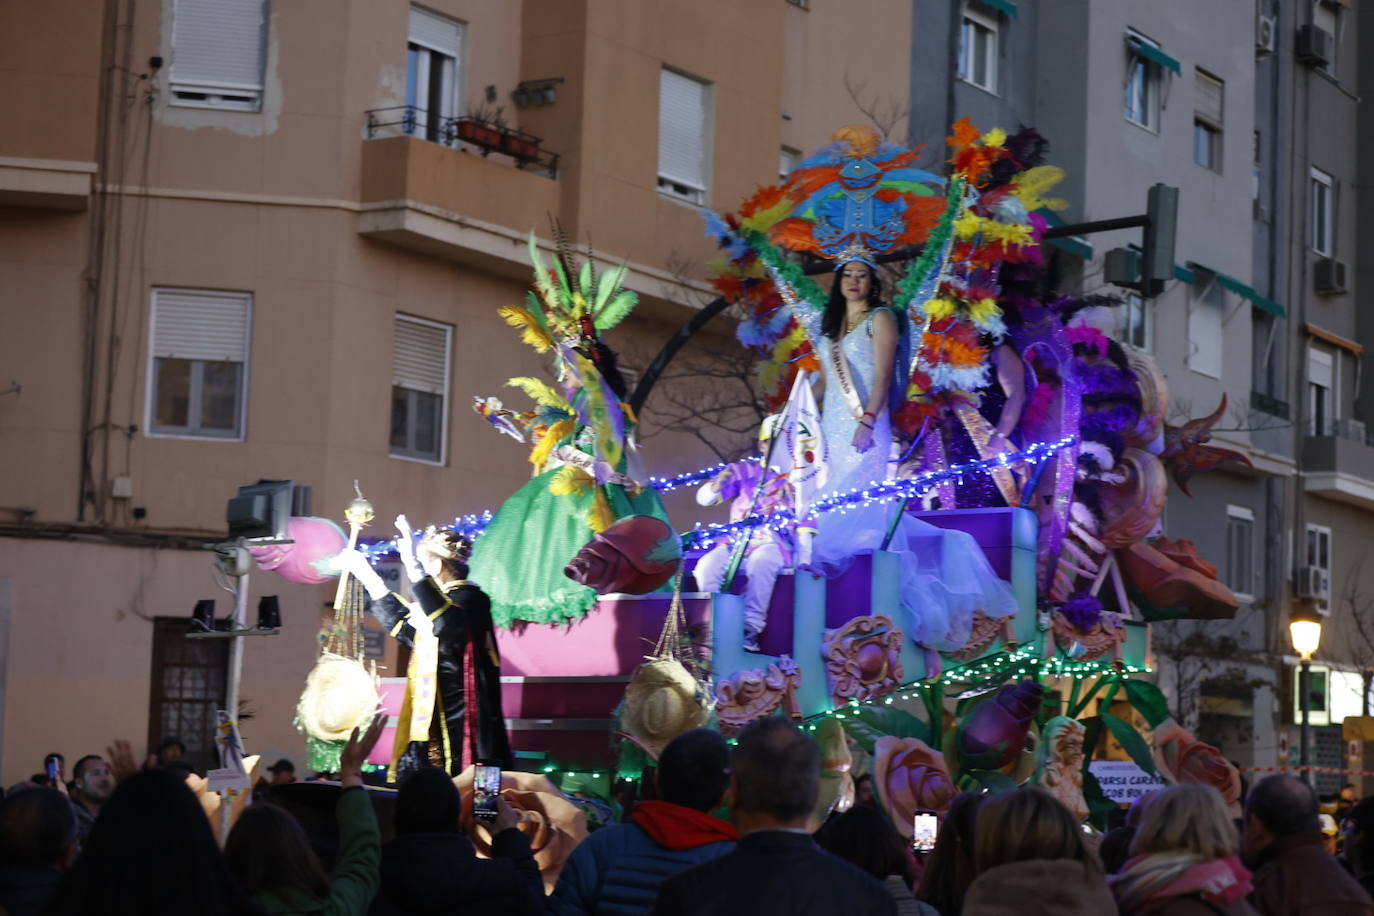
[
  {"left": 357, "top": 106, "right": 561, "bottom": 269},
  {"left": 1302, "top": 416, "right": 1374, "bottom": 510}
]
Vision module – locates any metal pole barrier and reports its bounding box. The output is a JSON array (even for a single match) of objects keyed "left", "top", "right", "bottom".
[
  {"left": 1300, "top": 659, "right": 1312, "bottom": 787},
  {"left": 219, "top": 566, "right": 249, "bottom": 844}
]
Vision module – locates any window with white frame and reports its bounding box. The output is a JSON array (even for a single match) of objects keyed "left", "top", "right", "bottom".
[
  {"left": 147, "top": 289, "right": 251, "bottom": 439},
  {"left": 1125, "top": 33, "right": 1162, "bottom": 131},
  {"left": 658, "top": 68, "right": 711, "bottom": 205},
  {"left": 958, "top": 7, "right": 998, "bottom": 94},
  {"left": 1310, "top": 168, "right": 1334, "bottom": 256},
  {"left": 169, "top": 0, "right": 267, "bottom": 110},
  {"left": 1308, "top": 345, "right": 1334, "bottom": 437},
  {"left": 407, "top": 6, "right": 463, "bottom": 144},
  {"left": 391, "top": 315, "right": 451, "bottom": 463},
  {"left": 1305, "top": 523, "right": 1332, "bottom": 613},
  {"left": 1122, "top": 292, "right": 1153, "bottom": 352},
  {"left": 1193, "top": 69, "right": 1223, "bottom": 172},
  {"left": 1225, "top": 505, "right": 1255, "bottom": 599},
  {"left": 1187, "top": 279, "right": 1223, "bottom": 379}
]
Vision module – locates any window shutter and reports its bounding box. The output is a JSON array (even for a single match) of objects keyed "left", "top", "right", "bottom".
[
  {"left": 409, "top": 6, "right": 461, "bottom": 56},
  {"left": 393, "top": 316, "right": 449, "bottom": 395},
  {"left": 171, "top": 0, "right": 266, "bottom": 91},
  {"left": 1309, "top": 347, "right": 1334, "bottom": 387},
  {"left": 152, "top": 290, "right": 250, "bottom": 362},
  {"left": 658, "top": 69, "right": 709, "bottom": 190},
  {"left": 1195, "top": 71, "right": 1224, "bottom": 124}
]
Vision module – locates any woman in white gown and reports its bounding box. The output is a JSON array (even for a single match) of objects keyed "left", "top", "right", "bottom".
[{"left": 789, "top": 257, "right": 1018, "bottom": 651}]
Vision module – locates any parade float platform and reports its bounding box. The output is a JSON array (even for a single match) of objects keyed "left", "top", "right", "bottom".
[{"left": 465, "top": 506, "right": 1148, "bottom": 771}]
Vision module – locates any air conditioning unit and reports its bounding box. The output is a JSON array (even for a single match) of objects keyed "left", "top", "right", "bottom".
[
  {"left": 1296, "top": 24, "right": 1332, "bottom": 67},
  {"left": 1295, "top": 566, "right": 1331, "bottom": 603},
  {"left": 1314, "top": 257, "right": 1348, "bottom": 294},
  {"left": 1257, "top": 14, "right": 1278, "bottom": 55}
]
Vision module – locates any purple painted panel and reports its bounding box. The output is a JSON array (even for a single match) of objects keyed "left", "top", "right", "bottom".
[
  {"left": 911, "top": 510, "right": 1014, "bottom": 579},
  {"left": 825, "top": 553, "right": 874, "bottom": 627},
  {"left": 497, "top": 595, "right": 712, "bottom": 677},
  {"left": 499, "top": 680, "right": 629, "bottom": 719},
  {"left": 758, "top": 572, "right": 797, "bottom": 656}
]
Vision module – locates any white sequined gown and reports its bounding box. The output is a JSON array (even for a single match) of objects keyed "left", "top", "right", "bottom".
[{"left": 808, "top": 307, "right": 1018, "bottom": 651}]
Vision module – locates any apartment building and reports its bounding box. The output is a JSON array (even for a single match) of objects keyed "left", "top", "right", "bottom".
[
  {"left": 0, "top": 0, "right": 913, "bottom": 781},
  {"left": 914, "top": 0, "right": 1296, "bottom": 769}
]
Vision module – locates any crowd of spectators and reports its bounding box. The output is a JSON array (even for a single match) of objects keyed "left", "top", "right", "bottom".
[{"left": 3, "top": 718, "right": 1374, "bottom": 916}]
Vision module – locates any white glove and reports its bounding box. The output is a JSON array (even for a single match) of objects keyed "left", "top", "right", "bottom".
[
  {"left": 394, "top": 514, "right": 426, "bottom": 584},
  {"left": 339, "top": 549, "right": 389, "bottom": 600}
]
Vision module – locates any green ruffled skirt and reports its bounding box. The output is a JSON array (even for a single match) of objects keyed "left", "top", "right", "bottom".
[{"left": 468, "top": 468, "right": 671, "bottom": 628}]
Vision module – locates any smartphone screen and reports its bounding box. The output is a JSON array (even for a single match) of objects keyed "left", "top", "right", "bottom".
[
  {"left": 46, "top": 758, "right": 60, "bottom": 781},
  {"left": 911, "top": 809, "right": 939, "bottom": 853},
  {"left": 473, "top": 764, "right": 502, "bottom": 822}
]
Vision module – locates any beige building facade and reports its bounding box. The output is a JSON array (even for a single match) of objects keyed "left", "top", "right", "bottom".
[{"left": 0, "top": 0, "right": 913, "bottom": 781}]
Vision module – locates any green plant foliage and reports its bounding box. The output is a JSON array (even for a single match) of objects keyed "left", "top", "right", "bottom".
[
  {"left": 1081, "top": 768, "right": 1118, "bottom": 831},
  {"left": 1122, "top": 679, "right": 1171, "bottom": 729},
  {"left": 967, "top": 768, "right": 1018, "bottom": 793},
  {"left": 843, "top": 706, "right": 933, "bottom": 754},
  {"left": 1101, "top": 712, "right": 1157, "bottom": 776}
]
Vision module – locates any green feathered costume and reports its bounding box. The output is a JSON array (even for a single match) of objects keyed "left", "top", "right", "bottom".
[{"left": 467, "top": 236, "right": 670, "bottom": 628}]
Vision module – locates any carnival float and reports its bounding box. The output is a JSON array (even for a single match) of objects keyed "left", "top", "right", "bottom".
[{"left": 250, "top": 121, "right": 1250, "bottom": 880}]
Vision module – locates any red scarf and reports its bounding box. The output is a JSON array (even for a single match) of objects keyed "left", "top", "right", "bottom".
[{"left": 630, "top": 801, "right": 738, "bottom": 851}]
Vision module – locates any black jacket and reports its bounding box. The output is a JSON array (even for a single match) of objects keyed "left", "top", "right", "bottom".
[
  {"left": 0, "top": 864, "right": 62, "bottom": 916},
  {"left": 368, "top": 829, "right": 544, "bottom": 916},
  {"left": 650, "top": 830, "right": 897, "bottom": 916}
]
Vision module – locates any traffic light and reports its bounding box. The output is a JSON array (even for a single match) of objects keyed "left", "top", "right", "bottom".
[{"left": 1141, "top": 183, "right": 1178, "bottom": 296}]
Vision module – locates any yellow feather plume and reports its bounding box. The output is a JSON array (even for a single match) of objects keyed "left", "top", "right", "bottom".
[
  {"left": 499, "top": 306, "right": 553, "bottom": 353},
  {"left": 530, "top": 419, "right": 575, "bottom": 473},
  {"left": 1010, "top": 165, "right": 1067, "bottom": 213},
  {"left": 968, "top": 297, "right": 1001, "bottom": 324},
  {"left": 506, "top": 376, "right": 567, "bottom": 410},
  {"left": 587, "top": 491, "right": 615, "bottom": 533},
  {"left": 924, "top": 297, "right": 957, "bottom": 320},
  {"left": 548, "top": 465, "right": 592, "bottom": 497},
  {"left": 981, "top": 127, "right": 1008, "bottom": 149}
]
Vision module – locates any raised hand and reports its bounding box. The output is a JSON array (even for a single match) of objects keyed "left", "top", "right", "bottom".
[{"left": 338, "top": 711, "right": 388, "bottom": 789}]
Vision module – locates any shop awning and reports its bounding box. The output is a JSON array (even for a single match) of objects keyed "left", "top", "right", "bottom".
[
  {"left": 1186, "top": 261, "right": 1286, "bottom": 317},
  {"left": 1033, "top": 207, "right": 1092, "bottom": 260},
  {"left": 976, "top": 0, "right": 1019, "bottom": 19},
  {"left": 1127, "top": 36, "right": 1181, "bottom": 76}
]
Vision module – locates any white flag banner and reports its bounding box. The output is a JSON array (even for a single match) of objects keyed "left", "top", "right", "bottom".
[
  {"left": 780, "top": 371, "right": 828, "bottom": 517},
  {"left": 207, "top": 709, "right": 252, "bottom": 792}
]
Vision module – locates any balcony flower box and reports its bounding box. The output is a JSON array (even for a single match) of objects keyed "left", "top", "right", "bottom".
[
  {"left": 500, "top": 131, "right": 541, "bottom": 161},
  {"left": 456, "top": 118, "right": 502, "bottom": 150}
]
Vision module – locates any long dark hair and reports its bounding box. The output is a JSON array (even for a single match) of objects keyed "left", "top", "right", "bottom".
[
  {"left": 814, "top": 804, "right": 912, "bottom": 883},
  {"left": 44, "top": 768, "right": 261, "bottom": 916},
  {"left": 915, "top": 792, "right": 986, "bottom": 915},
  {"left": 225, "top": 802, "right": 331, "bottom": 900},
  {"left": 821, "top": 261, "right": 884, "bottom": 340}
]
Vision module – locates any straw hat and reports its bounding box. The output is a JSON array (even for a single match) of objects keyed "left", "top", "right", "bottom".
[
  {"left": 619, "top": 658, "right": 709, "bottom": 758},
  {"left": 296, "top": 655, "right": 380, "bottom": 743}
]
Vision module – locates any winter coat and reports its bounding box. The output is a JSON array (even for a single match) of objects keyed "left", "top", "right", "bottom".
[
  {"left": 882, "top": 875, "right": 940, "bottom": 916},
  {"left": 649, "top": 830, "right": 897, "bottom": 916},
  {"left": 254, "top": 786, "right": 380, "bottom": 916},
  {"left": 0, "top": 864, "right": 62, "bottom": 916},
  {"left": 1247, "top": 833, "right": 1374, "bottom": 916},
  {"left": 549, "top": 820, "right": 734, "bottom": 916},
  {"left": 962, "top": 858, "right": 1117, "bottom": 916},
  {"left": 368, "top": 828, "right": 544, "bottom": 916}
]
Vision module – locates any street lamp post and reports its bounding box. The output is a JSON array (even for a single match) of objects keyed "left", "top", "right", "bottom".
[{"left": 1290, "top": 599, "right": 1324, "bottom": 786}]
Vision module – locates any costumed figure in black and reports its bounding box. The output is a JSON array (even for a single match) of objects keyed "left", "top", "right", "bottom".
[{"left": 342, "top": 516, "right": 512, "bottom": 781}]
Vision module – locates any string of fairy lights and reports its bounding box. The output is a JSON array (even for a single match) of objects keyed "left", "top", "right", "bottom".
[
  {"left": 524, "top": 647, "right": 1153, "bottom": 781},
  {"left": 357, "top": 437, "right": 1075, "bottom": 558}
]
